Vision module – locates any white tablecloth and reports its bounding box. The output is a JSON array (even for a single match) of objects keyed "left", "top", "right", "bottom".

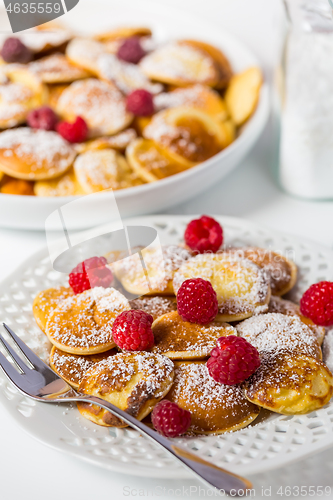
[{"left": 1, "top": 1, "right": 333, "bottom": 498}]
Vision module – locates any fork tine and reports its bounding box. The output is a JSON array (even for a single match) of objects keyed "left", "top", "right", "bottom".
[
  {"left": 0, "top": 332, "right": 30, "bottom": 373},
  {"left": 2, "top": 323, "right": 47, "bottom": 371},
  {"left": 0, "top": 349, "right": 25, "bottom": 388}
]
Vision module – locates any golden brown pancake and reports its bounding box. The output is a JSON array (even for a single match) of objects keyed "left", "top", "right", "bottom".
[
  {"left": 152, "top": 311, "right": 235, "bottom": 360},
  {"left": 236, "top": 313, "right": 322, "bottom": 361},
  {"left": 33, "top": 286, "right": 74, "bottom": 332},
  {"left": 129, "top": 295, "right": 177, "bottom": 321},
  {"left": 49, "top": 346, "right": 117, "bottom": 389},
  {"left": 77, "top": 351, "right": 174, "bottom": 427},
  {"left": 34, "top": 168, "right": 84, "bottom": 197},
  {"left": 225, "top": 67, "right": 262, "bottom": 126},
  {"left": 244, "top": 351, "right": 333, "bottom": 415},
  {"left": 28, "top": 53, "right": 89, "bottom": 83},
  {"left": 0, "top": 176, "right": 34, "bottom": 195},
  {"left": 46, "top": 287, "right": 130, "bottom": 355},
  {"left": 165, "top": 361, "right": 260, "bottom": 434}
]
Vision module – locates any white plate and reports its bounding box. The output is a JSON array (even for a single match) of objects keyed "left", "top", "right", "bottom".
[
  {"left": 0, "top": 215, "right": 333, "bottom": 478},
  {"left": 0, "top": 0, "right": 269, "bottom": 230}
]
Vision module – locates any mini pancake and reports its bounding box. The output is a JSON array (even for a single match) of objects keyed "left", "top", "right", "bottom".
[
  {"left": 22, "top": 22, "right": 72, "bottom": 54},
  {"left": 173, "top": 253, "right": 271, "bottom": 322},
  {"left": 143, "top": 107, "right": 228, "bottom": 167},
  {"left": 130, "top": 296, "right": 177, "bottom": 321},
  {"left": 126, "top": 138, "right": 189, "bottom": 183},
  {"left": 225, "top": 67, "right": 263, "bottom": 126},
  {"left": 56, "top": 78, "right": 133, "bottom": 138},
  {"left": 73, "top": 149, "right": 134, "bottom": 193},
  {"left": 77, "top": 351, "right": 174, "bottom": 427},
  {"left": 236, "top": 312, "right": 322, "bottom": 361},
  {"left": 165, "top": 361, "right": 260, "bottom": 434},
  {"left": 267, "top": 296, "right": 325, "bottom": 346},
  {"left": 76, "top": 129, "right": 137, "bottom": 153},
  {"left": 0, "top": 176, "right": 34, "bottom": 195},
  {"left": 0, "top": 128, "right": 76, "bottom": 181},
  {"left": 33, "top": 286, "right": 74, "bottom": 332},
  {"left": 94, "top": 27, "right": 152, "bottom": 43},
  {"left": 66, "top": 38, "right": 107, "bottom": 75},
  {"left": 113, "top": 245, "right": 193, "bottom": 296},
  {"left": 47, "top": 83, "right": 69, "bottom": 108},
  {"left": 98, "top": 54, "right": 163, "bottom": 95},
  {"left": 151, "top": 311, "right": 236, "bottom": 360},
  {"left": 46, "top": 287, "right": 130, "bottom": 355},
  {"left": 34, "top": 169, "right": 84, "bottom": 197},
  {"left": 140, "top": 41, "right": 221, "bottom": 87},
  {"left": 244, "top": 351, "right": 333, "bottom": 415},
  {"left": 49, "top": 346, "right": 117, "bottom": 389},
  {"left": 29, "top": 53, "right": 90, "bottom": 83},
  {"left": 154, "top": 84, "right": 229, "bottom": 122},
  {"left": 224, "top": 246, "right": 297, "bottom": 296}
]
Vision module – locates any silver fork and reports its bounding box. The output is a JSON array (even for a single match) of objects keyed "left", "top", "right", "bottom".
[{"left": 0, "top": 323, "right": 252, "bottom": 496}]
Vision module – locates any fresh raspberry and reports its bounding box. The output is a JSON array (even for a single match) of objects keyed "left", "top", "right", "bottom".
[
  {"left": 126, "top": 89, "right": 154, "bottom": 116},
  {"left": 56, "top": 116, "right": 88, "bottom": 143},
  {"left": 177, "top": 278, "right": 218, "bottom": 324},
  {"left": 151, "top": 400, "right": 191, "bottom": 438},
  {"left": 117, "top": 36, "right": 146, "bottom": 64},
  {"left": 68, "top": 256, "right": 112, "bottom": 294},
  {"left": 184, "top": 215, "right": 223, "bottom": 254},
  {"left": 1, "top": 37, "right": 32, "bottom": 63},
  {"left": 112, "top": 310, "right": 154, "bottom": 351},
  {"left": 27, "top": 106, "right": 58, "bottom": 131},
  {"left": 300, "top": 281, "right": 333, "bottom": 327},
  {"left": 207, "top": 336, "right": 260, "bottom": 385}
]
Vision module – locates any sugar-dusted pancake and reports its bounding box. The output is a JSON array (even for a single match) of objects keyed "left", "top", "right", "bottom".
[
  {"left": 236, "top": 313, "right": 322, "bottom": 361},
  {"left": 113, "top": 245, "right": 193, "bottom": 296},
  {"left": 49, "top": 346, "right": 117, "bottom": 389},
  {"left": 76, "top": 129, "right": 137, "bottom": 153},
  {"left": 165, "top": 361, "right": 260, "bottom": 434},
  {"left": 19, "top": 22, "right": 72, "bottom": 54},
  {"left": 126, "top": 138, "right": 188, "bottom": 183},
  {"left": 98, "top": 54, "right": 163, "bottom": 95},
  {"left": 224, "top": 247, "right": 297, "bottom": 296},
  {"left": 73, "top": 149, "right": 134, "bottom": 193},
  {"left": 29, "top": 53, "right": 89, "bottom": 83},
  {"left": 94, "top": 27, "right": 152, "bottom": 43},
  {"left": 34, "top": 168, "right": 84, "bottom": 197},
  {"left": 143, "top": 107, "right": 228, "bottom": 168},
  {"left": 46, "top": 287, "right": 130, "bottom": 355},
  {"left": 225, "top": 67, "right": 262, "bottom": 126},
  {"left": 66, "top": 38, "right": 107, "bottom": 75},
  {"left": 0, "top": 128, "right": 76, "bottom": 181},
  {"left": 173, "top": 253, "right": 271, "bottom": 322},
  {"left": 56, "top": 79, "right": 133, "bottom": 138},
  {"left": 267, "top": 296, "right": 325, "bottom": 346},
  {"left": 33, "top": 286, "right": 74, "bottom": 332},
  {"left": 77, "top": 351, "right": 174, "bottom": 427},
  {"left": 244, "top": 351, "right": 333, "bottom": 415},
  {"left": 140, "top": 41, "right": 221, "bottom": 87},
  {"left": 154, "top": 84, "right": 228, "bottom": 122},
  {"left": 0, "top": 176, "right": 34, "bottom": 195},
  {"left": 151, "top": 311, "right": 235, "bottom": 360},
  {"left": 130, "top": 295, "right": 177, "bottom": 321}
]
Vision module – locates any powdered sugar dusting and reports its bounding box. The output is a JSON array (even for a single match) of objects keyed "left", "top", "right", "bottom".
[
  {"left": 130, "top": 296, "right": 177, "bottom": 320},
  {"left": 323, "top": 327, "right": 333, "bottom": 373}
]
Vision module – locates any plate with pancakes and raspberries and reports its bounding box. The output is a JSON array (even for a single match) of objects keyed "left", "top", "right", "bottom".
[
  {"left": 1, "top": 214, "right": 333, "bottom": 478},
  {"left": 0, "top": 0, "right": 269, "bottom": 229}
]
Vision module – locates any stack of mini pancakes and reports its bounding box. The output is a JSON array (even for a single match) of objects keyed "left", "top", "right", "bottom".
[
  {"left": 0, "top": 22, "right": 262, "bottom": 197},
  {"left": 32, "top": 243, "right": 333, "bottom": 435}
]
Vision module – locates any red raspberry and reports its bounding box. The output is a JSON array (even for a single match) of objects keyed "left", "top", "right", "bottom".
[
  {"left": 27, "top": 106, "right": 58, "bottom": 131},
  {"left": 177, "top": 278, "right": 218, "bottom": 324},
  {"left": 117, "top": 36, "right": 146, "bottom": 64},
  {"left": 1, "top": 37, "right": 32, "bottom": 63},
  {"left": 126, "top": 89, "right": 154, "bottom": 116},
  {"left": 151, "top": 400, "right": 191, "bottom": 438},
  {"left": 207, "top": 336, "right": 260, "bottom": 385},
  {"left": 56, "top": 116, "right": 88, "bottom": 143},
  {"left": 184, "top": 215, "right": 223, "bottom": 254},
  {"left": 300, "top": 281, "right": 333, "bottom": 327},
  {"left": 68, "top": 256, "right": 112, "bottom": 294},
  {"left": 112, "top": 310, "right": 154, "bottom": 351}
]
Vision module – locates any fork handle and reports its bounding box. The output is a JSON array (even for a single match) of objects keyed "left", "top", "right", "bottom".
[{"left": 74, "top": 395, "right": 252, "bottom": 495}]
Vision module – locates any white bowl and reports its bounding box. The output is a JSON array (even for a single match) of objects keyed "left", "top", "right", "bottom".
[{"left": 0, "top": 0, "right": 269, "bottom": 230}]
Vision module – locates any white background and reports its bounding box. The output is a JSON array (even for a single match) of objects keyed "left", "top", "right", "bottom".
[{"left": 0, "top": 0, "right": 333, "bottom": 499}]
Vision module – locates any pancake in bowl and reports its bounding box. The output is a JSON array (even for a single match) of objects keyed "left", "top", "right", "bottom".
[
  {"left": 165, "top": 361, "right": 260, "bottom": 434},
  {"left": 77, "top": 351, "right": 174, "bottom": 427}
]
